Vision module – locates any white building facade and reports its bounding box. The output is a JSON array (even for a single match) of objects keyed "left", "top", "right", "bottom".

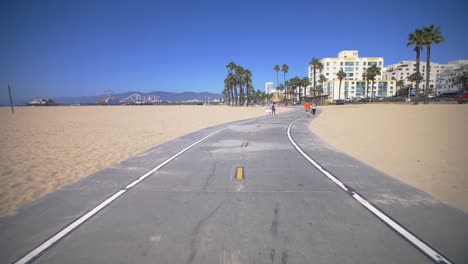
[
  {"left": 265, "top": 82, "right": 274, "bottom": 94},
  {"left": 436, "top": 60, "right": 468, "bottom": 94},
  {"left": 382, "top": 61, "right": 447, "bottom": 92},
  {"left": 308, "top": 50, "right": 395, "bottom": 100}
]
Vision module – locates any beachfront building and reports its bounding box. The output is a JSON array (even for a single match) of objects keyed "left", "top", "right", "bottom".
[
  {"left": 265, "top": 82, "right": 274, "bottom": 94},
  {"left": 436, "top": 60, "right": 468, "bottom": 94},
  {"left": 325, "top": 79, "right": 396, "bottom": 100},
  {"left": 308, "top": 50, "right": 395, "bottom": 100},
  {"left": 382, "top": 61, "right": 447, "bottom": 93}
]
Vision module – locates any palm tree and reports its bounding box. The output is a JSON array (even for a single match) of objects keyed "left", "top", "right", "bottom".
[
  {"left": 301, "top": 76, "right": 311, "bottom": 103},
  {"left": 366, "top": 65, "right": 381, "bottom": 102},
  {"left": 422, "top": 25, "right": 444, "bottom": 104},
  {"left": 407, "top": 28, "right": 425, "bottom": 104},
  {"left": 244, "top": 69, "right": 253, "bottom": 106},
  {"left": 408, "top": 72, "right": 423, "bottom": 100},
  {"left": 274, "top": 65, "right": 280, "bottom": 89},
  {"left": 337, "top": 69, "right": 346, "bottom": 100},
  {"left": 236, "top": 65, "right": 245, "bottom": 106},
  {"left": 281, "top": 64, "right": 289, "bottom": 87},
  {"left": 396, "top": 80, "right": 405, "bottom": 96},
  {"left": 318, "top": 74, "right": 327, "bottom": 95},
  {"left": 454, "top": 72, "right": 468, "bottom": 92},
  {"left": 309, "top": 58, "right": 324, "bottom": 98},
  {"left": 226, "top": 62, "right": 237, "bottom": 106},
  {"left": 362, "top": 69, "right": 369, "bottom": 99},
  {"left": 276, "top": 83, "right": 285, "bottom": 101}
]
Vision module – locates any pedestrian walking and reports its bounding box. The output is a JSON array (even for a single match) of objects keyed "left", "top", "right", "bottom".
[
  {"left": 304, "top": 101, "right": 311, "bottom": 117},
  {"left": 271, "top": 102, "right": 276, "bottom": 116},
  {"left": 312, "top": 101, "right": 317, "bottom": 116}
]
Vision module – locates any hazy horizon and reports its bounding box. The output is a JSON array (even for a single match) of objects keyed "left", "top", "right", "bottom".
[{"left": 1, "top": 0, "right": 467, "bottom": 102}]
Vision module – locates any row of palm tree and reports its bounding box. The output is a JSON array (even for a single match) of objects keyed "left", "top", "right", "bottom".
[
  {"left": 407, "top": 24, "right": 444, "bottom": 104},
  {"left": 273, "top": 64, "right": 289, "bottom": 89},
  {"left": 223, "top": 62, "right": 254, "bottom": 106}
]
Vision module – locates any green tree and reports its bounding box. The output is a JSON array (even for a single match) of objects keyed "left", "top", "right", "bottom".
[
  {"left": 244, "top": 69, "right": 253, "bottom": 106},
  {"left": 302, "top": 76, "right": 311, "bottom": 102},
  {"left": 318, "top": 74, "right": 327, "bottom": 96},
  {"left": 408, "top": 72, "right": 423, "bottom": 100},
  {"left": 396, "top": 80, "right": 405, "bottom": 96},
  {"left": 366, "top": 65, "right": 381, "bottom": 102},
  {"left": 236, "top": 65, "right": 245, "bottom": 106},
  {"left": 274, "top": 65, "right": 280, "bottom": 89},
  {"left": 309, "top": 58, "right": 324, "bottom": 98},
  {"left": 407, "top": 28, "right": 425, "bottom": 104},
  {"left": 422, "top": 24, "right": 444, "bottom": 104},
  {"left": 226, "top": 62, "right": 237, "bottom": 106},
  {"left": 454, "top": 72, "right": 468, "bottom": 92},
  {"left": 336, "top": 69, "right": 346, "bottom": 100},
  {"left": 281, "top": 64, "right": 289, "bottom": 88},
  {"left": 276, "top": 83, "right": 285, "bottom": 99},
  {"left": 362, "top": 69, "right": 369, "bottom": 99}
]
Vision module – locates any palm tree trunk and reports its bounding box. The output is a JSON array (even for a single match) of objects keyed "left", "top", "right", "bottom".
[
  {"left": 338, "top": 80, "right": 342, "bottom": 100},
  {"left": 276, "top": 72, "right": 279, "bottom": 91},
  {"left": 425, "top": 45, "right": 431, "bottom": 104},
  {"left": 229, "top": 86, "right": 233, "bottom": 106},
  {"left": 313, "top": 67, "right": 317, "bottom": 98},
  {"left": 234, "top": 84, "right": 238, "bottom": 106},
  {"left": 370, "top": 80, "right": 375, "bottom": 102},
  {"left": 414, "top": 47, "right": 421, "bottom": 105}
]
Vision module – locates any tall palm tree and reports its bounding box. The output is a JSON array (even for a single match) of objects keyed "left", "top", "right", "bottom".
[
  {"left": 226, "top": 62, "right": 237, "bottom": 106},
  {"left": 318, "top": 74, "right": 327, "bottom": 102},
  {"left": 423, "top": 24, "right": 444, "bottom": 104},
  {"left": 362, "top": 69, "right": 369, "bottom": 99},
  {"left": 281, "top": 64, "right": 289, "bottom": 87},
  {"left": 276, "top": 83, "right": 285, "bottom": 101},
  {"left": 337, "top": 69, "right": 346, "bottom": 100},
  {"left": 407, "top": 72, "right": 422, "bottom": 100},
  {"left": 407, "top": 28, "right": 425, "bottom": 105},
  {"left": 396, "top": 80, "right": 405, "bottom": 96},
  {"left": 366, "top": 65, "right": 381, "bottom": 102},
  {"left": 274, "top": 65, "right": 280, "bottom": 89},
  {"left": 301, "top": 76, "right": 311, "bottom": 103},
  {"left": 309, "top": 58, "right": 324, "bottom": 98},
  {"left": 244, "top": 69, "right": 252, "bottom": 106},
  {"left": 236, "top": 65, "right": 245, "bottom": 106}
]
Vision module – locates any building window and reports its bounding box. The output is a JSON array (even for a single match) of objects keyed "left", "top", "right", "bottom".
[
  {"left": 340, "top": 62, "right": 343, "bottom": 66},
  {"left": 345, "top": 67, "right": 354, "bottom": 72},
  {"left": 326, "top": 62, "right": 330, "bottom": 66},
  {"left": 363, "top": 62, "right": 366, "bottom": 66},
  {"left": 345, "top": 62, "right": 355, "bottom": 66},
  {"left": 356, "top": 62, "right": 359, "bottom": 66}
]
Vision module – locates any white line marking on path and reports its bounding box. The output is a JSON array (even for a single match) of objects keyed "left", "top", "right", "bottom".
[
  {"left": 287, "top": 118, "right": 452, "bottom": 264},
  {"left": 15, "top": 118, "right": 255, "bottom": 264}
]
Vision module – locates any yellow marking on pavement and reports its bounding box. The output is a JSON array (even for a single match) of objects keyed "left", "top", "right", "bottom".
[
  {"left": 241, "top": 142, "right": 248, "bottom": 148},
  {"left": 249, "top": 130, "right": 254, "bottom": 135},
  {"left": 236, "top": 166, "right": 244, "bottom": 180}
]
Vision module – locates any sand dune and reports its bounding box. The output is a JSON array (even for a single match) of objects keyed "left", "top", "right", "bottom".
[
  {"left": 310, "top": 104, "right": 468, "bottom": 212},
  {"left": 0, "top": 105, "right": 289, "bottom": 216}
]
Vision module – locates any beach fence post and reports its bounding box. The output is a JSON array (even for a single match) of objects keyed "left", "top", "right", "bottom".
[{"left": 8, "top": 82, "right": 14, "bottom": 114}]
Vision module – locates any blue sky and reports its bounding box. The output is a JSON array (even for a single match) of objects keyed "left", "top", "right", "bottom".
[{"left": 0, "top": 0, "right": 467, "bottom": 102}]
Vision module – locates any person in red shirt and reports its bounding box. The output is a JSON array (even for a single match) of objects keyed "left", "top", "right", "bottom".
[{"left": 304, "top": 101, "right": 311, "bottom": 117}]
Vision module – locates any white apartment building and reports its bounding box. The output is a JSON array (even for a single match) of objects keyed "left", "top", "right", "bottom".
[
  {"left": 436, "top": 60, "right": 468, "bottom": 94},
  {"left": 265, "top": 82, "right": 274, "bottom": 94},
  {"left": 382, "top": 61, "right": 447, "bottom": 92},
  {"left": 308, "top": 50, "right": 395, "bottom": 100}
]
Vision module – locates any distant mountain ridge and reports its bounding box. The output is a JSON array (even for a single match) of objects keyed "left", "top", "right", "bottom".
[
  {"left": 55, "top": 91, "right": 222, "bottom": 104},
  {"left": 1, "top": 91, "right": 222, "bottom": 105}
]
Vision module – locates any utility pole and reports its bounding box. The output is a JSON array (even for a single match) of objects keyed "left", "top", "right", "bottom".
[{"left": 8, "top": 83, "right": 14, "bottom": 113}]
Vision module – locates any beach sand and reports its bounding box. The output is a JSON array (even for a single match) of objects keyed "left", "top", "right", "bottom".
[
  {"left": 310, "top": 104, "right": 468, "bottom": 212},
  {"left": 0, "top": 105, "right": 289, "bottom": 216}
]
